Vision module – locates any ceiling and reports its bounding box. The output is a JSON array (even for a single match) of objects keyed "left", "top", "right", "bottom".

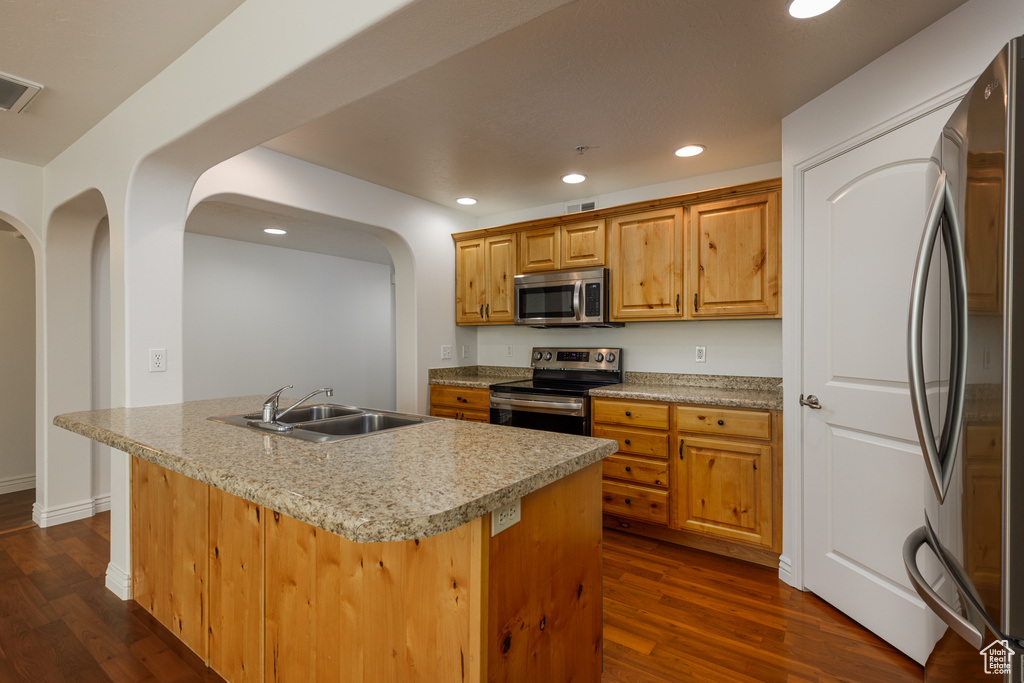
[
  {"left": 0, "top": 0, "right": 970, "bottom": 227},
  {"left": 263, "top": 0, "right": 971, "bottom": 217}
]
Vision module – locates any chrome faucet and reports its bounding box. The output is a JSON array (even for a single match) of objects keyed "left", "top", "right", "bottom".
[{"left": 260, "top": 385, "right": 334, "bottom": 429}]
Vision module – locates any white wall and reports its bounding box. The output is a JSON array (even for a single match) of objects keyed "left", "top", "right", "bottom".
[
  {"left": 0, "top": 231, "right": 36, "bottom": 492},
  {"left": 91, "top": 219, "right": 111, "bottom": 508},
  {"left": 475, "top": 161, "right": 785, "bottom": 377},
  {"left": 183, "top": 233, "right": 396, "bottom": 409}
]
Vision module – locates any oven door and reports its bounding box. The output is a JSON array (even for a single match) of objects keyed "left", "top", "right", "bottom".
[{"left": 489, "top": 391, "right": 589, "bottom": 435}]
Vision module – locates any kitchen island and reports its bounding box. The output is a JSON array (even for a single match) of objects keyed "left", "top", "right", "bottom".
[{"left": 56, "top": 396, "right": 617, "bottom": 683}]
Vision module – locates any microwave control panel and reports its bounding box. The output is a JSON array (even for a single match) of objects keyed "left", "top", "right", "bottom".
[{"left": 584, "top": 283, "right": 601, "bottom": 317}]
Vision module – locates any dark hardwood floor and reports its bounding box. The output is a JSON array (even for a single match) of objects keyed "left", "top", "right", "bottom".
[
  {"left": 0, "top": 488, "right": 35, "bottom": 535},
  {"left": 0, "top": 491, "right": 923, "bottom": 682}
]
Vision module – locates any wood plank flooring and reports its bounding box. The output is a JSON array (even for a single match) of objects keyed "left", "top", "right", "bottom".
[
  {"left": 0, "top": 491, "right": 923, "bottom": 682},
  {"left": 0, "top": 488, "right": 35, "bottom": 535}
]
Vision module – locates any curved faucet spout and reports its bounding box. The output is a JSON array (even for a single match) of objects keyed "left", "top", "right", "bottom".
[{"left": 276, "top": 387, "right": 335, "bottom": 422}]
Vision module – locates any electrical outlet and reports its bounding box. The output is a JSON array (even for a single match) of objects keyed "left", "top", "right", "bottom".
[
  {"left": 441, "top": 345, "right": 453, "bottom": 360},
  {"left": 462, "top": 345, "right": 469, "bottom": 359},
  {"left": 505, "top": 344, "right": 514, "bottom": 357},
  {"left": 491, "top": 498, "right": 521, "bottom": 536},
  {"left": 695, "top": 346, "right": 706, "bottom": 363},
  {"left": 149, "top": 348, "right": 167, "bottom": 373}
]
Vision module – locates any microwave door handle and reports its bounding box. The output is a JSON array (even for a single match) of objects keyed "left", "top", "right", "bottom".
[
  {"left": 903, "top": 525, "right": 986, "bottom": 650},
  {"left": 573, "top": 280, "right": 583, "bottom": 321},
  {"left": 907, "top": 171, "right": 965, "bottom": 503}
]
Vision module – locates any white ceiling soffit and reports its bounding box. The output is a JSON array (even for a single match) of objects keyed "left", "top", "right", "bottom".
[
  {"left": 263, "top": 0, "right": 969, "bottom": 216},
  {"left": 185, "top": 199, "right": 394, "bottom": 266},
  {"left": 0, "top": 0, "right": 246, "bottom": 165}
]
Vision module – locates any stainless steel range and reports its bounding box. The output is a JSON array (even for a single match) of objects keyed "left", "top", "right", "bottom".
[{"left": 489, "top": 347, "right": 623, "bottom": 435}]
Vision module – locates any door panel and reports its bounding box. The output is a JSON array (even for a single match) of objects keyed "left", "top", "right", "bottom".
[{"left": 802, "top": 104, "right": 954, "bottom": 663}]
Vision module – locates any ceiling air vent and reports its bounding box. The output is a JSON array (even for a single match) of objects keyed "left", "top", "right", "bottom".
[
  {"left": 565, "top": 199, "right": 597, "bottom": 214},
  {"left": 0, "top": 72, "right": 42, "bottom": 113}
]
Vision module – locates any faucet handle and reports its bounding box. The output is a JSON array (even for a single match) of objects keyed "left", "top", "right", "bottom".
[
  {"left": 263, "top": 385, "right": 293, "bottom": 405},
  {"left": 262, "top": 385, "right": 293, "bottom": 423}
]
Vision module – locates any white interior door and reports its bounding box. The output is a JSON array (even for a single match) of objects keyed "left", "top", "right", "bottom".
[{"left": 801, "top": 105, "right": 954, "bottom": 663}]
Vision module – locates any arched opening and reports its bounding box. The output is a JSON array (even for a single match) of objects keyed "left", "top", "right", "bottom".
[
  {"left": 0, "top": 219, "right": 36, "bottom": 504},
  {"left": 182, "top": 197, "right": 396, "bottom": 409},
  {"left": 38, "top": 189, "right": 111, "bottom": 526}
]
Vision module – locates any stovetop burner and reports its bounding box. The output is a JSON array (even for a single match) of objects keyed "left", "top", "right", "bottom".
[{"left": 489, "top": 347, "right": 623, "bottom": 396}]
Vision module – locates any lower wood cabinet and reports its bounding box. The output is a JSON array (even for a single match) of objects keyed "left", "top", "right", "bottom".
[
  {"left": 130, "top": 456, "right": 603, "bottom": 682},
  {"left": 595, "top": 396, "right": 782, "bottom": 566},
  {"left": 429, "top": 384, "right": 490, "bottom": 422}
]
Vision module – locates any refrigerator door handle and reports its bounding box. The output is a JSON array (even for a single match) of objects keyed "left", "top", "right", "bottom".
[
  {"left": 903, "top": 525, "right": 986, "bottom": 650},
  {"left": 907, "top": 170, "right": 969, "bottom": 503}
]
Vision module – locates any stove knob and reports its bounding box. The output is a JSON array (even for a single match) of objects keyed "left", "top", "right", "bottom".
[
  {"left": 544, "top": 351, "right": 553, "bottom": 361},
  {"left": 595, "top": 352, "right": 604, "bottom": 362},
  {"left": 533, "top": 351, "right": 543, "bottom": 361},
  {"left": 605, "top": 352, "right": 616, "bottom": 363}
]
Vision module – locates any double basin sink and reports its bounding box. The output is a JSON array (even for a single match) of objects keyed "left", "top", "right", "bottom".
[{"left": 208, "top": 404, "right": 439, "bottom": 444}]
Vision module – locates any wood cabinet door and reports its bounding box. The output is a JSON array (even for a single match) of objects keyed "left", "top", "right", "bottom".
[
  {"left": 608, "top": 208, "right": 683, "bottom": 320},
  {"left": 484, "top": 234, "right": 516, "bottom": 323},
  {"left": 519, "top": 226, "right": 560, "bottom": 273},
  {"left": 672, "top": 435, "right": 772, "bottom": 547},
  {"left": 687, "top": 192, "right": 779, "bottom": 318},
  {"left": 455, "top": 238, "right": 486, "bottom": 324},
  {"left": 561, "top": 219, "right": 605, "bottom": 269}
]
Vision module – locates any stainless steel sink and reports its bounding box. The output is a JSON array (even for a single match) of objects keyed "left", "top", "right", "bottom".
[{"left": 208, "top": 404, "right": 439, "bottom": 443}]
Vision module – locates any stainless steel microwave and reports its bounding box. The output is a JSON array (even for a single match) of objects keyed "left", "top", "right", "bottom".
[{"left": 513, "top": 267, "right": 620, "bottom": 327}]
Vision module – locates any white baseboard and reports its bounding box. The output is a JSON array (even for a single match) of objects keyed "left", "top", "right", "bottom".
[
  {"left": 33, "top": 498, "right": 96, "bottom": 528},
  {"left": 778, "top": 553, "right": 796, "bottom": 587},
  {"left": 105, "top": 561, "right": 131, "bottom": 601},
  {"left": 92, "top": 494, "right": 111, "bottom": 514},
  {"left": 0, "top": 474, "right": 35, "bottom": 495}
]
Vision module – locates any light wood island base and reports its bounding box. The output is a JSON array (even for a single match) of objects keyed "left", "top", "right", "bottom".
[{"left": 130, "top": 456, "right": 603, "bottom": 683}]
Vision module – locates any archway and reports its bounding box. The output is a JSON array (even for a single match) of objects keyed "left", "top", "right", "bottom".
[{"left": 38, "top": 189, "right": 111, "bottom": 527}]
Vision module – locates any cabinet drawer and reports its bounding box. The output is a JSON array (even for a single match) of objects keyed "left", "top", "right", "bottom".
[
  {"left": 603, "top": 455, "right": 667, "bottom": 488},
  {"left": 430, "top": 385, "right": 490, "bottom": 411},
  {"left": 592, "top": 425, "right": 669, "bottom": 460},
  {"left": 602, "top": 481, "right": 668, "bottom": 525},
  {"left": 675, "top": 405, "right": 771, "bottom": 440},
  {"left": 593, "top": 399, "right": 670, "bottom": 430},
  {"left": 430, "top": 405, "right": 490, "bottom": 423}
]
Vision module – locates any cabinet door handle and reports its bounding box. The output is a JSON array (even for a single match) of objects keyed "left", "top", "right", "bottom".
[
  {"left": 694, "top": 293, "right": 698, "bottom": 312},
  {"left": 676, "top": 293, "right": 680, "bottom": 312},
  {"left": 479, "top": 305, "right": 484, "bottom": 318},
  {"left": 679, "top": 439, "right": 684, "bottom": 458}
]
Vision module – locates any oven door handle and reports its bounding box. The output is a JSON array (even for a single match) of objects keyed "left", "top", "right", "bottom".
[{"left": 489, "top": 394, "right": 585, "bottom": 413}]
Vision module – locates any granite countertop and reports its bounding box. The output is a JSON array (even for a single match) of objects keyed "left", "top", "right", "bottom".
[
  {"left": 591, "top": 373, "right": 783, "bottom": 410},
  {"left": 54, "top": 396, "right": 616, "bottom": 543},
  {"left": 428, "top": 365, "right": 532, "bottom": 389}
]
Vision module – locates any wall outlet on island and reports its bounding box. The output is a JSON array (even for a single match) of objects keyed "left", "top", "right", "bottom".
[
  {"left": 441, "top": 345, "right": 453, "bottom": 360},
  {"left": 491, "top": 498, "right": 521, "bottom": 536}
]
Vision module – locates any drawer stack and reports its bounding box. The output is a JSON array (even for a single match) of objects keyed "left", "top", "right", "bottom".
[
  {"left": 593, "top": 398, "right": 671, "bottom": 526},
  {"left": 429, "top": 385, "right": 490, "bottom": 423}
]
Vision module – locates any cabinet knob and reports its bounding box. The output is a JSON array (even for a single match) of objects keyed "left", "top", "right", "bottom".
[
  {"left": 624, "top": 498, "right": 631, "bottom": 505},
  {"left": 625, "top": 411, "right": 631, "bottom": 417},
  {"left": 624, "top": 466, "right": 632, "bottom": 472},
  {"left": 624, "top": 439, "right": 631, "bottom": 445},
  {"left": 655, "top": 479, "right": 662, "bottom": 485},
  {"left": 718, "top": 419, "right": 724, "bottom": 426}
]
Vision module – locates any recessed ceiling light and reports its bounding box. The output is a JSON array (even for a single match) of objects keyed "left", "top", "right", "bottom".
[
  {"left": 562, "top": 173, "right": 587, "bottom": 184},
  {"left": 264, "top": 228, "right": 287, "bottom": 235},
  {"left": 674, "top": 145, "right": 705, "bottom": 158},
  {"left": 456, "top": 197, "right": 477, "bottom": 205},
  {"left": 787, "top": 0, "right": 841, "bottom": 19}
]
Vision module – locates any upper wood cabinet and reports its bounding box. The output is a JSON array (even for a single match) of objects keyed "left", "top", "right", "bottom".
[
  {"left": 455, "top": 234, "right": 516, "bottom": 325},
  {"left": 519, "top": 219, "right": 606, "bottom": 274},
  {"left": 608, "top": 208, "right": 684, "bottom": 320},
  {"left": 686, "top": 192, "right": 780, "bottom": 318}
]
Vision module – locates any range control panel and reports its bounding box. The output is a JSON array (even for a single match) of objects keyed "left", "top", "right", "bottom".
[{"left": 530, "top": 347, "right": 622, "bottom": 372}]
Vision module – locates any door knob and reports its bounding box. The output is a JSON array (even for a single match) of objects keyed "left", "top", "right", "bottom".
[{"left": 800, "top": 394, "right": 822, "bottom": 409}]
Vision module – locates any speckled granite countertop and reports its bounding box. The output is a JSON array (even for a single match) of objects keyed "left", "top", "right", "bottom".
[
  {"left": 591, "top": 373, "right": 783, "bottom": 410},
  {"left": 54, "top": 396, "right": 616, "bottom": 543},
  {"left": 428, "top": 366, "right": 532, "bottom": 388}
]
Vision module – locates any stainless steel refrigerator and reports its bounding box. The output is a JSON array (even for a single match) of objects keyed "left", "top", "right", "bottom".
[{"left": 903, "top": 36, "right": 1024, "bottom": 681}]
